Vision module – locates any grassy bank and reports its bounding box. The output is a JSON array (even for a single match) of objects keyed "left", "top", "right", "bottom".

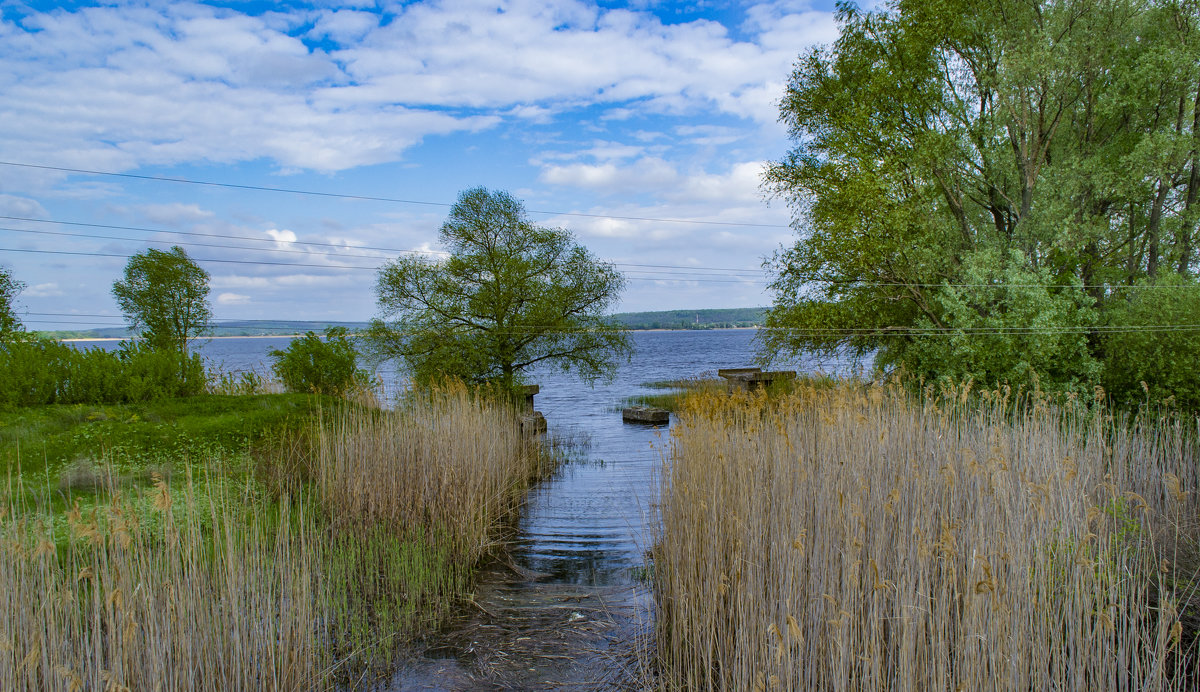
[
  {"left": 654, "top": 382, "right": 1199, "bottom": 690},
  {"left": 0, "top": 383, "right": 547, "bottom": 690}
]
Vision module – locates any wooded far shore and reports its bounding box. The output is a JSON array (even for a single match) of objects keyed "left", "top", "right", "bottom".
[{"left": 35, "top": 307, "right": 767, "bottom": 340}]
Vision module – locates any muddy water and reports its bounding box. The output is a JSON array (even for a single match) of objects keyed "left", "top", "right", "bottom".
[{"left": 386, "top": 330, "right": 856, "bottom": 690}]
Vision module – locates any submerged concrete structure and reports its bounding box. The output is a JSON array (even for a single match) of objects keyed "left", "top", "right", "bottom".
[
  {"left": 622, "top": 405, "right": 669, "bottom": 425},
  {"left": 717, "top": 367, "right": 797, "bottom": 393},
  {"left": 518, "top": 384, "right": 547, "bottom": 437}
]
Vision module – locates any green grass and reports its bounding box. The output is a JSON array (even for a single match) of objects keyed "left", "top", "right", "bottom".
[
  {"left": 625, "top": 378, "right": 725, "bottom": 412},
  {"left": 0, "top": 393, "right": 332, "bottom": 517},
  {"left": 0, "top": 386, "right": 552, "bottom": 688},
  {"left": 0, "top": 394, "right": 322, "bottom": 475}
]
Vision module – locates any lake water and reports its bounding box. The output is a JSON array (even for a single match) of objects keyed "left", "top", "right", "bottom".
[{"left": 68, "top": 331, "right": 860, "bottom": 688}]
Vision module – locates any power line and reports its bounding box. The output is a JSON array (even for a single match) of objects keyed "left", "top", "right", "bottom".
[
  {"left": 20, "top": 312, "right": 1200, "bottom": 336},
  {"left": 0, "top": 214, "right": 768, "bottom": 275},
  {"left": 24, "top": 312, "right": 123, "bottom": 318},
  {"left": 0, "top": 160, "right": 791, "bottom": 229},
  {"left": 7, "top": 215, "right": 1196, "bottom": 289},
  {"left": 0, "top": 225, "right": 398, "bottom": 262},
  {"left": 0, "top": 246, "right": 376, "bottom": 270},
  {"left": 761, "top": 324, "right": 1200, "bottom": 334},
  {"left": 0, "top": 226, "right": 766, "bottom": 280},
  {"left": 0, "top": 247, "right": 764, "bottom": 283},
  {"left": 0, "top": 215, "right": 441, "bottom": 258}
]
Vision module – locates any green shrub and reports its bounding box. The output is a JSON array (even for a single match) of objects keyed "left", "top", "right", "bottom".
[
  {"left": 891, "top": 248, "right": 1100, "bottom": 394},
  {"left": 0, "top": 338, "right": 205, "bottom": 409},
  {"left": 1101, "top": 273, "right": 1200, "bottom": 409},
  {"left": 270, "top": 327, "right": 366, "bottom": 397}
]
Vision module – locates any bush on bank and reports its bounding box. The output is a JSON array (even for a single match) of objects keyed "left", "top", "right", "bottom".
[
  {"left": 0, "top": 338, "right": 204, "bottom": 409},
  {"left": 270, "top": 326, "right": 369, "bottom": 397}
]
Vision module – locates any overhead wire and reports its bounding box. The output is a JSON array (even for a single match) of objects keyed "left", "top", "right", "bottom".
[
  {"left": 3, "top": 217, "right": 1194, "bottom": 289},
  {"left": 0, "top": 246, "right": 765, "bottom": 283},
  {"left": 0, "top": 214, "right": 768, "bottom": 273},
  {"left": 0, "top": 160, "right": 792, "bottom": 229},
  {"left": 17, "top": 310, "right": 1200, "bottom": 337}
]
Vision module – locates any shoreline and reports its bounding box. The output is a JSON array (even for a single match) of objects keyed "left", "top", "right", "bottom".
[
  {"left": 59, "top": 327, "right": 763, "bottom": 342},
  {"left": 59, "top": 334, "right": 310, "bottom": 342}
]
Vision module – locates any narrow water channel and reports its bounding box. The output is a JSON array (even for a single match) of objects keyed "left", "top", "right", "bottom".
[
  {"left": 387, "top": 330, "right": 779, "bottom": 690},
  {"left": 385, "top": 330, "right": 857, "bottom": 689}
]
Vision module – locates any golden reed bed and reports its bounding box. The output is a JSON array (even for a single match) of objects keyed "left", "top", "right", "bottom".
[
  {"left": 655, "top": 383, "right": 1199, "bottom": 691},
  {"left": 0, "top": 384, "right": 542, "bottom": 691}
]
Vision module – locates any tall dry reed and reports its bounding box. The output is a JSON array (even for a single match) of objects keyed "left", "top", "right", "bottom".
[
  {"left": 0, "top": 383, "right": 542, "bottom": 691},
  {"left": 315, "top": 382, "right": 548, "bottom": 565},
  {"left": 654, "top": 383, "right": 1199, "bottom": 690},
  {"left": 0, "top": 476, "right": 322, "bottom": 691}
]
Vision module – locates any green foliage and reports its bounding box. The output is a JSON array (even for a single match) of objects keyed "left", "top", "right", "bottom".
[
  {"left": 366, "top": 187, "right": 631, "bottom": 389},
  {"left": 763, "top": 0, "right": 1200, "bottom": 397},
  {"left": 0, "top": 339, "right": 205, "bottom": 410},
  {"left": 0, "top": 393, "right": 319, "bottom": 479},
  {"left": 112, "top": 246, "right": 211, "bottom": 353},
  {"left": 0, "top": 265, "right": 23, "bottom": 339},
  {"left": 1101, "top": 273, "right": 1200, "bottom": 408},
  {"left": 891, "top": 249, "right": 1101, "bottom": 391},
  {"left": 270, "top": 327, "right": 366, "bottom": 397}
]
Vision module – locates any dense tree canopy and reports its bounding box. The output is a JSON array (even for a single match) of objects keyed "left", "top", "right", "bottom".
[
  {"left": 763, "top": 0, "right": 1200, "bottom": 400},
  {"left": 112, "top": 246, "right": 211, "bottom": 353},
  {"left": 366, "top": 187, "right": 631, "bottom": 388}
]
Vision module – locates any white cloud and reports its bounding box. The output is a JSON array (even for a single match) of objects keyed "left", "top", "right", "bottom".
[
  {"left": 0, "top": 1, "right": 836, "bottom": 175},
  {"left": 139, "top": 203, "right": 214, "bottom": 225},
  {"left": 217, "top": 292, "right": 251, "bottom": 305},
  {"left": 265, "top": 229, "right": 298, "bottom": 243},
  {"left": 25, "top": 282, "right": 64, "bottom": 298},
  {"left": 674, "top": 124, "right": 748, "bottom": 147},
  {"left": 540, "top": 156, "right": 679, "bottom": 194},
  {"left": 307, "top": 10, "right": 379, "bottom": 44},
  {"left": 0, "top": 194, "right": 49, "bottom": 219},
  {"left": 211, "top": 273, "right": 361, "bottom": 289}
]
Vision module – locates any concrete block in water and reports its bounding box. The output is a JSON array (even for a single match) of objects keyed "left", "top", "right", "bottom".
[
  {"left": 718, "top": 367, "right": 796, "bottom": 393},
  {"left": 622, "top": 406, "right": 669, "bottom": 424},
  {"left": 520, "top": 411, "right": 547, "bottom": 437},
  {"left": 518, "top": 384, "right": 540, "bottom": 413}
]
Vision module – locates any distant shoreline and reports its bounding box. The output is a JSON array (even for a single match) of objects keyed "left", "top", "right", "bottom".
[
  {"left": 59, "top": 334, "right": 310, "bottom": 342},
  {"left": 60, "top": 327, "right": 762, "bottom": 342}
]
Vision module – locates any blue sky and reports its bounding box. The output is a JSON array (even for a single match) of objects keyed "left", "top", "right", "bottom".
[{"left": 0, "top": 0, "right": 845, "bottom": 331}]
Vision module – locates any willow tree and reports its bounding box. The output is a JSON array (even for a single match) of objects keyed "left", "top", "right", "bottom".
[
  {"left": 366, "top": 187, "right": 631, "bottom": 388},
  {"left": 763, "top": 0, "right": 1200, "bottom": 395},
  {"left": 112, "top": 246, "right": 211, "bottom": 353}
]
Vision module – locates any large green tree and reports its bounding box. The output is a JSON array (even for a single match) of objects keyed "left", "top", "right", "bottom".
[
  {"left": 112, "top": 246, "right": 211, "bottom": 353},
  {"left": 763, "top": 0, "right": 1200, "bottom": 393},
  {"left": 366, "top": 187, "right": 631, "bottom": 387},
  {"left": 0, "top": 265, "right": 24, "bottom": 339}
]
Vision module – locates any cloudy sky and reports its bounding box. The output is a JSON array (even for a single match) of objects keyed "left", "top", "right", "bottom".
[{"left": 0, "top": 0, "right": 843, "bottom": 331}]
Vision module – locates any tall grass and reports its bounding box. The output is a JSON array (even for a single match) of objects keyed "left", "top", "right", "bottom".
[
  {"left": 0, "top": 477, "right": 321, "bottom": 690},
  {"left": 654, "top": 383, "right": 1199, "bottom": 690},
  {"left": 0, "top": 383, "right": 544, "bottom": 690},
  {"left": 316, "top": 382, "right": 550, "bottom": 565}
]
